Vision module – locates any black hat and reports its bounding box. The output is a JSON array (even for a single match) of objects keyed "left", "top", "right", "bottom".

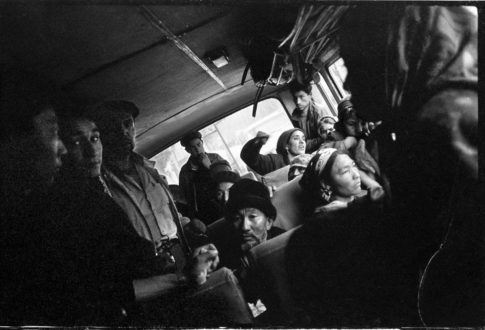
[
  {"left": 210, "top": 160, "right": 241, "bottom": 184},
  {"left": 86, "top": 100, "right": 140, "bottom": 121},
  {"left": 225, "top": 179, "right": 276, "bottom": 219},
  {"left": 180, "top": 131, "right": 202, "bottom": 148}
]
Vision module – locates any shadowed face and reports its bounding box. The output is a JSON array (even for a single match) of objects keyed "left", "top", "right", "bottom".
[
  {"left": 293, "top": 90, "right": 312, "bottom": 111},
  {"left": 186, "top": 138, "right": 205, "bottom": 158},
  {"left": 97, "top": 111, "right": 135, "bottom": 158},
  {"left": 31, "top": 109, "right": 67, "bottom": 186},
  {"left": 63, "top": 118, "right": 102, "bottom": 178},
  {"left": 231, "top": 207, "right": 273, "bottom": 253}
]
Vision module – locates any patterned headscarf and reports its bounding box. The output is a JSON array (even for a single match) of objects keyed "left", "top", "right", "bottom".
[{"left": 299, "top": 148, "right": 338, "bottom": 204}]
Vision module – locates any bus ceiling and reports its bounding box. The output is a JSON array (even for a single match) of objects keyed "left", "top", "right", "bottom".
[{"left": 0, "top": 2, "right": 349, "bottom": 154}]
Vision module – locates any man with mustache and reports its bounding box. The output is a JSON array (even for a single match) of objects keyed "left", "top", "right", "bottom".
[{"left": 220, "top": 179, "right": 284, "bottom": 271}]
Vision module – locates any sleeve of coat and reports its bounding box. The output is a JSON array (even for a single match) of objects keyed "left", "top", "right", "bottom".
[{"left": 240, "top": 137, "right": 276, "bottom": 176}]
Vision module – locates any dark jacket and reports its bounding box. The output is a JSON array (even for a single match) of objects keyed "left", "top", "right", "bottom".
[
  {"left": 34, "top": 177, "right": 168, "bottom": 325},
  {"left": 240, "top": 129, "right": 301, "bottom": 176},
  {"left": 290, "top": 102, "right": 325, "bottom": 153},
  {"left": 179, "top": 153, "right": 225, "bottom": 222},
  {"left": 286, "top": 196, "right": 402, "bottom": 327}
]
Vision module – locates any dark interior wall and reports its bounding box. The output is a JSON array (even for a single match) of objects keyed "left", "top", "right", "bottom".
[{"left": 0, "top": 3, "right": 299, "bottom": 156}]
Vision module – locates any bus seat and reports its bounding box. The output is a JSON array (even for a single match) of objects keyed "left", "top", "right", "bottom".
[
  {"left": 246, "top": 226, "right": 301, "bottom": 326},
  {"left": 271, "top": 176, "right": 306, "bottom": 231},
  {"left": 207, "top": 217, "right": 229, "bottom": 239},
  {"left": 261, "top": 165, "right": 290, "bottom": 190},
  {"left": 240, "top": 171, "right": 258, "bottom": 181}
]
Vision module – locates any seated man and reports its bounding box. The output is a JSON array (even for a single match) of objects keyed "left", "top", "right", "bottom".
[
  {"left": 288, "top": 80, "right": 326, "bottom": 153},
  {"left": 0, "top": 69, "right": 68, "bottom": 324},
  {"left": 38, "top": 112, "right": 251, "bottom": 326},
  {"left": 219, "top": 179, "right": 284, "bottom": 271},
  {"left": 179, "top": 131, "right": 228, "bottom": 223},
  {"left": 240, "top": 129, "right": 306, "bottom": 176},
  {"left": 204, "top": 160, "right": 241, "bottom": 223},
  {"left": 219, "top": 179, "right": 285, "bottom": 320}
]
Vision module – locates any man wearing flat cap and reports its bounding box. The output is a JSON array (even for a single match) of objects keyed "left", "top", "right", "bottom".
[
  {"left": 179, "top": 130, "right": 228, "bottom": 224},
  {"left": 86, "top": 101, "right": 203, "bottom": 274}
]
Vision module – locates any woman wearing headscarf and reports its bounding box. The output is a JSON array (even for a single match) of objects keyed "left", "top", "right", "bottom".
[
  {"left": 240, "top": 128, "right": 306, "bottom": 176},
  {"left": 285, "top": 149, "right": 394, "bottom": 327},
  {"left": 338, "top": 5, "right": 480, "bottom": 326},
  {"left": 320, "top": 100, "right": 383, "bottom": 191}
]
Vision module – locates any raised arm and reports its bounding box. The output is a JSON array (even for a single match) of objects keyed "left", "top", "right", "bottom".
[{"left": 240, "top": 136, "right": 280, "bottom": 175}]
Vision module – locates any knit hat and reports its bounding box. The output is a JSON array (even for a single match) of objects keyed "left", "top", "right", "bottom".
[
  {"left": 225, "top": 179, "right": 277, "bottom": 219},
  {"left": 337, "top": 99, "right": 353, "bottom": 113},
  {"left": 276, "top": 128, "right": 305, "bottom": 156},
  {"left": 210, "top": 160, "right": 241, "bottom": 184},
  {"left": 318, "top": 115, "right": 338, "bottom": 125},
  {"left": 180, "top": 131, "right": 202, "bottom": 148}
]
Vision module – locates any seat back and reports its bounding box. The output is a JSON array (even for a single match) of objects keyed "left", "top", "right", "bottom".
[
  {"left": 240, "top": 171, "right": 258, "bottom": 181},
  {"left": 271, "top": 176, "right": 306, "bottom": 230},
  {"left": 246, "top": 226, "right": 300, "bottom": 325},
  {"left": 261, "top": 165, "right": 290, "bottom": 190}
]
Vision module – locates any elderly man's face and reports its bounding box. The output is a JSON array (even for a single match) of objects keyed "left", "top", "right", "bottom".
[
  {"left": 31, "top": 108, "right": 67, "bottom": 186},
  {"left": 98, "top": 111, "right": 135, "bottom": 157},
  {"left": 231, "top": 207, "right": 273, "bottom": 253}
]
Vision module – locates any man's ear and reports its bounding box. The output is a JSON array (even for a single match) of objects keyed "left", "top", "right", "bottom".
[{"left": 266, "top": 216, "right": 275, "bottom": 230}]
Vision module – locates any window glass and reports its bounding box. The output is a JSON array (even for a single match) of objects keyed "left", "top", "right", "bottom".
[
  {"left": 328, "top": 57, "right": 351, "bottom": 99},
  {"left": 309, "top": 81, "right": 335, "bottom": 118},
  {"left": 151, "top": 98, "right": 293, "bottom": 185}
]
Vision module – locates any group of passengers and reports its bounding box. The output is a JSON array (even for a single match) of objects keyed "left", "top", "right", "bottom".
[{"left": 0, "top": 5, "right": 480, "bottom": 327}]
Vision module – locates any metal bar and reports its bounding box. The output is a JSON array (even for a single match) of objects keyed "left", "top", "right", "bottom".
[
  {"left": 63, "top": 11, "right": 228, "bottom": 90},
  {"left": 139, "top": 5, "right": 227, "bottom": 90}
]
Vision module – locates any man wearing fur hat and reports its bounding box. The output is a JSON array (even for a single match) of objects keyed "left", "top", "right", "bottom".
[{"left": 219, "top": 179, "right": 284, "bottom": 271}]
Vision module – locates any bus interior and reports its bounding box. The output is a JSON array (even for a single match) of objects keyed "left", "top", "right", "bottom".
[{"left": 0, "top": 2, "right": 480, "bottom": 327}]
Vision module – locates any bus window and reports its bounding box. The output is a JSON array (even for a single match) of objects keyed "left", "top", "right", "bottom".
[
  {"left": 151, "top": 98, "right": 293, "bottom": 184},
  {"left": 328, "top": 58, "right": 351, "bottom": 100}
]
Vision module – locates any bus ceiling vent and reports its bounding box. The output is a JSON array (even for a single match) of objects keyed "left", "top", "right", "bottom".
[{"left": 205, "top": 47, "right": 229, "bottom": 69}]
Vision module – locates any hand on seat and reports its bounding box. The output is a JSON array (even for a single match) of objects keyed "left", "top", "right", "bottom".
[{"left": 187, "top": 243, "right": 220, "bottom": 285}]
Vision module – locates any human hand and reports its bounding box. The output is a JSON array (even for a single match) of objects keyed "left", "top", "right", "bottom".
[
  {"left": 368, "top": 185, "right": 385, "bottom": 202},
  {"left": 198, "top": 153, "right": 211, "bottom": 169},
  {"left": 362, "top": 121, "right": 382, "bottom": 137},
  {"left": 187, "top": 244, "right": 219, "bottom": 285},
  {"left": 254, "top": 131, "right": 269, "bottom": 145}
]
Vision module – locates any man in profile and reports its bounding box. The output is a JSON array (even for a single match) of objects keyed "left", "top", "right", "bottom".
[{"left": 0, "top": 69, "right": 68, "bottom": 323}]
